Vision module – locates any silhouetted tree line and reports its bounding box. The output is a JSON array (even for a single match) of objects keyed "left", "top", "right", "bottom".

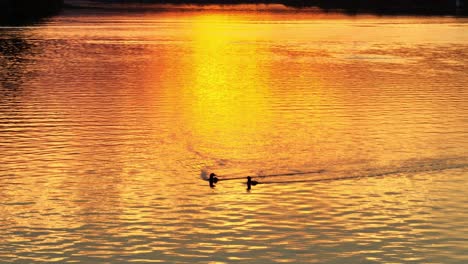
[
  {"left": 0, "top": 0, "right": 64, "bottom": 22},
  {"left": 87, "top": 0, "right": 467, "bottom": 14},
  {"left": 293, "top": 0, "right": 466, "bottom": 14},
  {"left": 0, "top": 0, "right": 466, "bottom": 18}
]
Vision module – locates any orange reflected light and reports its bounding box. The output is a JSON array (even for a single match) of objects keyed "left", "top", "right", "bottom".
[{"left": 182, "top": 14, "right": 274, "bottom": 161}]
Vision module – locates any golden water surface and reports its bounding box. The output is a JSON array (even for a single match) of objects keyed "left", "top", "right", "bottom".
[{"left": 0, "top": 6, "right": 467, "bottom": 263}]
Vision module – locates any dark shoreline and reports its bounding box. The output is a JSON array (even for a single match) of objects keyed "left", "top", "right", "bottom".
[
  {"left": 0, "top": 0, "right": 64, "bottom": 25},
  {"left": 298, "top": 0, "right": 467, "bottom": 16},
  {"left": 69, "top": 0, "right": 467, "bottom": 16},
  {"left": 0, "top": 0, "right": 466, "bottom": 25}
]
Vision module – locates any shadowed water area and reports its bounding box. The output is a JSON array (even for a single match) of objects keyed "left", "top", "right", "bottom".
[{"left": 0, "top": 6, "right": 467, "bottom": 263}]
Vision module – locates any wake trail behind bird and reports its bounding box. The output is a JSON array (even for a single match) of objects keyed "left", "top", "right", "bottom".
[
  {"left": 201, "top": 156, "right": 468, "bottom": 187},
  {"left": 249, "top": 161, "right": 468, "bottom": 185},
  {"left": 220, "top": 169, "right": 326, "bottom": 181},
  {"left": 200, "top": 169, "right": 326, "bottom": 182}
]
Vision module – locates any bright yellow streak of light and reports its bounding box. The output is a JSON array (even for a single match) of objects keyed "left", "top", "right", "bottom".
[{"left": 183, "top": 14, "right": 274, "bottom": 161}]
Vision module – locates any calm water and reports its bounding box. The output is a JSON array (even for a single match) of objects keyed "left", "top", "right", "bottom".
[{"left": 1, "top": 6, "right": 468, "bottom": 263}]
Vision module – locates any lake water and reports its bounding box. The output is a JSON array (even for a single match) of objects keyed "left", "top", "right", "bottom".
[{"left": 0, "top": 5, "right": 467, "bottom": 263}]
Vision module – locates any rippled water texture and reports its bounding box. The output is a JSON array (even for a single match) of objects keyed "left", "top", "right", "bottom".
[{"left": 1, "top": 7, "right": 467, "bottom": 263}]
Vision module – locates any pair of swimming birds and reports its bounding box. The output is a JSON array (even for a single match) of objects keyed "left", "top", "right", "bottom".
[{"left": 209, "top": 173, "right": 258, "bottom": 190}]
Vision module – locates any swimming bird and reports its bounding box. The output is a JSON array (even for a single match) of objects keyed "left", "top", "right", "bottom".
[
  {"left": 247, "top": 176, "right": 258, "bottom": 191},
  {"left": 209, "top": 173, "right": 219, "bottom": 188}
]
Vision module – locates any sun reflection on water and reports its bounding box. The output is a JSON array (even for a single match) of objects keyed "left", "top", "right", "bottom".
[{"left": 181, "top": 14, "right": 275, "bottom": 162}]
